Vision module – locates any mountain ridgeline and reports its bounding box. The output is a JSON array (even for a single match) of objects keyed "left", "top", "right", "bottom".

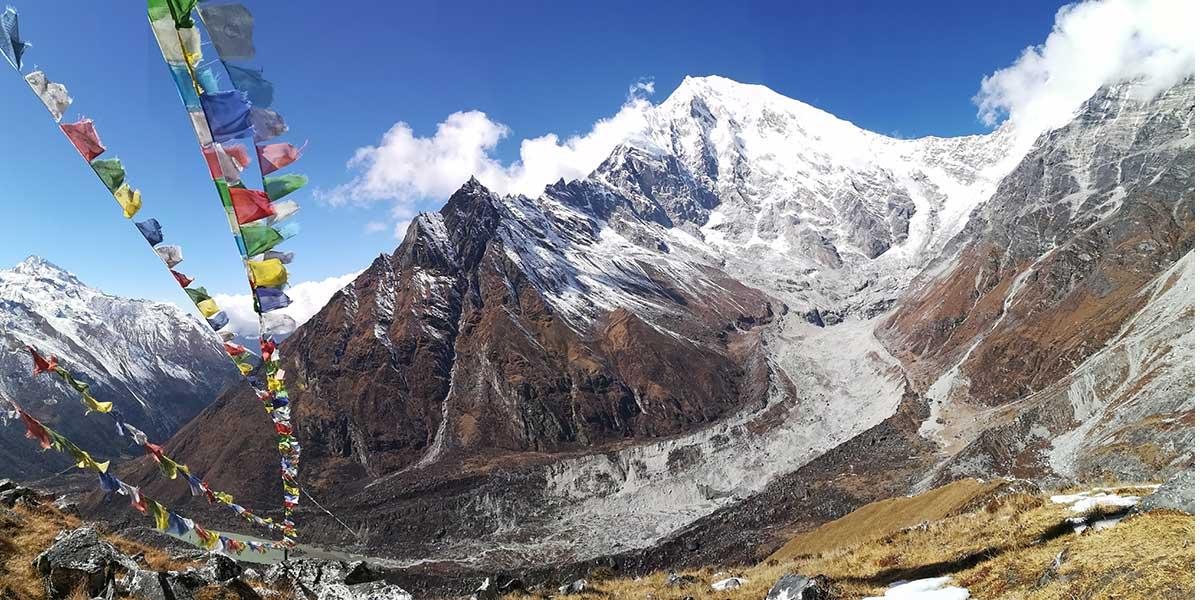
[
  {"left": 132, "top": 76, "right": 1193, "bottom": 570},
  {"left": 0, "top": 258, "right": 238, "bottom": 479}
]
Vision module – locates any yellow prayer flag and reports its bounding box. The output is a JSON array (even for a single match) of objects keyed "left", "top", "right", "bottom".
[
  {"left": 196, "top": 298, "right": 221, "bottom": 318},
  {"left": 247, "top": 258, "right": 287, "bottom": 288},
  {"left": 81, "top": 393, "right": 113, "bottom": 414},
  {"left": 237, "top": 362, "right": 254, "bottom": 375},
  {"left": 113, "top": 183, "right": 142, "bottom": 219}
]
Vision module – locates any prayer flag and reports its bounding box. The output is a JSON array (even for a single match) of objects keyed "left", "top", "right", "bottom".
[
  {"left": 113, "top": 183, "right": 142, "bottom": 219},
  {"left": 166, "top": 512, "right": 190, "bottom": 536},
  {"left": 196, "top": 298, "right": 221, "bottom": 318},
  {"left": 18, "top": 410, "right": 51, "bottom": 449},
  {"left": 256, "top": 142, "right": 302, "bottom": 174},
  {"left": 203, "top": 143, "right": 251, "bottom": 181},
  {"left": 189, "top": 110, "right": 214, "bottom": 145},
  {"left": 184, "top": 286, "right": 210, "bottom": 303},
  {"left": 226, "top": 64, "right": 273, "bottom": 107},
  {"left": 264, "top": 174, "right": 306, "bottom": 201},
  {"left": 91, "top": 158, "right": 125, "bottom": 193},
  {"left": 1, "top": 7, "right": 31, "bottom": 70},
  {"left": 171, "top": 270, "right": 194, "bottom": 287},
  {"left": 207, "top": 311, "right": 229, "bottom": 331},
  {"left": 60, "top": 119, "right": 106, "bottom": 161},
  {"left": 247, "top": 258, "right": 287, "bottom": 288},
  {"left": 136, "top": 219, "right": 164, "bottom": 246},
  {"left": 146, "top": 499, "right": 170, "bottom": 530},
  {"left": 268, "top": 200, "right": 300, "bottom": 225},
  {"left": 147, "top": 0, "right": 198, "bottom": 28},
  {"left": 255, "top": 286, "right": 291, "bottom": 312},
  {"left": 24, "top": 71, "right": 71, "bottom": 121},
  {"left": 155, "top": 245, "right": 185, "bottom": 268},
  {"left": 98, "top": 471, "right": 120, "bottom": 493},
  {"left": 197, "top": 3, "right": 255, "bottom": 61},
  {"left": 242, "top": 225, "right": 284, "bottom": 256},
  {"left": 199, "top": 91, "right": 253, "bottom": 143},
  {"left": 230, "top": 187, "right": 274, "bottom": 224},
  {"left": 264, "top": 250, "right": 293, "bottom": 264},
  {"left": 250, "top": 107, "right": 287, "bottom": 142},
  {"left": 27, "top": 346, "right": 57, "bottom": 375}
]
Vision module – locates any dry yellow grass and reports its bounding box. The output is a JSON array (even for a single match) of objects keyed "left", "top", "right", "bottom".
[
  {"left": 512, "top": 480, "right": 1193, "bottom": 600},
  {"left": 769, "top": 478, "right": 1006, "bottom": 562},
  {"left": 0, "top": 501, "right": 198, "bottom": 600}
]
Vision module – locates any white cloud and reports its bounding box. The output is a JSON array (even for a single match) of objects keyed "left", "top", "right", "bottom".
[
  {"left": 628, "top": 77, "right": 656, "bottom": 99},
  {"left": 213, "top": 271, "right": 362, "bottom": 339},
  {"left": 975, "top": 0, "right": 1195, "bottom": 144},
  {"left": 321, "top": 79, "right": 657, "bottom": 234},
  {"left": 364, "top": 221, "right": 388, "bottom": 234}
]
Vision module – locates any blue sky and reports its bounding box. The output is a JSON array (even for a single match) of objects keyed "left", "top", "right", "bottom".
[{"left": 0, "top": 0, "right": 1071, "bottom": 316}]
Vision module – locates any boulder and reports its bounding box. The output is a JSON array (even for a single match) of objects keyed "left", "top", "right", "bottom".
[
  {"left": 206, "top": 553, "right": 244, "bottom": 583},
  {"left": 52, "top": 496, "right": 80, "bottom": 516},
  {"left": 765, "top": 574, "right": 835, "bottom": 600},
  {"left": 32, "top": 527, "right": 136, "bottom": 600},
  {"left": 0, "top": 478, "right": 16, "bottom": 493},
  {"left": 318, "top": 580, "right": 413, "bottom": 600},
  {"left": 666, "top": 573, "right": 700, "bottom": 588},
  {"left": 121, "top": 569, "right": 168, "bottom": 600},
  {"left": 710, "top": 576, "right": 747, "bottom": 591},
  {"left": 1139, "top": 471, "right": 1195, "bottom": 514},
  {"left": 0, "top": 484, "right": 37, "bottom": 508},
  {"left": 557, "top": 578, "right": 588, "bottom": 594}
]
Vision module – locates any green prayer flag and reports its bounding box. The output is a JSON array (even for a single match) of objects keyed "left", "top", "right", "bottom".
[
  {"left": 91, "top": 159, "right": 125, "bottom": 192},
  {"left": 146, "top": 499, "right": 170, "bottom": 530},
  {"left": 148, "top": 0, "right": 198, "bottom": 28},
  {"left": 184, "top": 286, "right": 211, "bottom": 303},
  {"left": 263, "top": 174, "right": 307, "bottom": 202},
  {"left": 241, "top": 225, "right": 284, "bottom": 256}
]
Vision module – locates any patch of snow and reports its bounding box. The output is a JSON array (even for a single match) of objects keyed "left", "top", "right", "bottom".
[{"left": 863, "top": 577, "right": 970, "bottom": 600}]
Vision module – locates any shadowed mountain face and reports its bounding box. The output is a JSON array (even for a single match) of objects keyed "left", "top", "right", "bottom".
[
  {"left": 0, "top": 257, "right": 237, "bottom": 479},
  {"left": 136, "top": 76, "right": 1193, "bottom": 570}
]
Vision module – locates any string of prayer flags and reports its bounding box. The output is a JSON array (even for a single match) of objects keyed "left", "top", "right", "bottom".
[
  {"left": 13, "top": 352, "right": 290, "bottom": 541},
  {"left": 0, "top": 7, "right": 30, "bottom": 70},
  {"left": 264, "top": 174, "right": 307, "bottom": 201},
  {"left": 60, "top": 119, "right": 107, "bottom": 161},
  {"left": 149, "top": 0, "right": 305, "bottom": 545},
  {"left": 24, "top": 71, "right": 71, "bottom": 121},
  {"left": 256, "top": 142, "right": 303, "bottom": 175},
  {"left": 197, "top": 3, "right": 255, "bottom": 61},
  {"left": 203, "top": 143, "right": 251, "bottom": 182}
]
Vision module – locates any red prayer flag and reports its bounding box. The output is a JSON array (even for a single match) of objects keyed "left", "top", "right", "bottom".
[
  {"left": 256, "top": 142, "right": 303, "bottom": 175},
  {"left": 224, "top": 342, "right": 247, "bottom": 356},
  {"left": 143, "top": 442, "right": 165, "bottom": 460},
  {"left": 230, "top": 188, "right": 275, "bottom": 224},
  {"left": 274, "top": 422, "right": 292, "bottom": 436},
  {"left": 27, "top": 346, "right": 58, "bottom": 375},
  {"left": 203, "top": 143, "right": 251, "bottom": 178},
  {"left": 129, "top": 487, "right": 147, "bottom": 513},
  {"left": 18, "top": 410, "right": 52, "bottom": 449},
  {"left": 260, "top": 338, "right": 277, "bottom": 360},
  {"left": 60, "top": 119, "right": 107, "bottom": 162},
  {"left": 170, "top": 269, "right": 194, "bottom": 287}
]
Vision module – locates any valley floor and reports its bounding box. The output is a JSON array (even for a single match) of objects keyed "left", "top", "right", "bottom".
[{"left": 504, "top": 479, "right": 1195, "bottom": 600}]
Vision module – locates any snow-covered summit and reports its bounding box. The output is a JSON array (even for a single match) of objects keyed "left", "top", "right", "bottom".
[{"left": 0, "top": 256, "right": 238, "bottom": 479}]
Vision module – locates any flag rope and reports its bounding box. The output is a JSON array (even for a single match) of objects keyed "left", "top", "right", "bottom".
[
  {"left": 146, "top": 0, "right": 305, "bottom": 543},
  {"left": 1, "top": 395, "right": 287, "bottom": 554}
]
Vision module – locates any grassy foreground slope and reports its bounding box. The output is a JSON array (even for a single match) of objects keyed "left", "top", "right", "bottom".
[{"left": 522, "top": 480, "right": 1194, "bottom": 600}]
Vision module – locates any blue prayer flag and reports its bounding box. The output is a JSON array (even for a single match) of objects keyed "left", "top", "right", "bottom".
[
  {"left": 199, "top": 91, "right": 253, "bottom": 143},
  {"left": 136, "top": 219, "right": 164, "bottom": 246}
]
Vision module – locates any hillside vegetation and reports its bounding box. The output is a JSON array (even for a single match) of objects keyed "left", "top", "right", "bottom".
[{"left": 514, "top": 479, "right": 1194, "bottom": 600}]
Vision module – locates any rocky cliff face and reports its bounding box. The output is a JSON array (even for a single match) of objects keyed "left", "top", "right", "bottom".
[
  {"left": 141, "top": 76, "right": 1193, "bottom": 570},
  {"left": 0, "top": 257, "right": 237, "bottom": 479},
  {"left": 880, "top": 79, "right": 1195, "bottom": 485}
]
